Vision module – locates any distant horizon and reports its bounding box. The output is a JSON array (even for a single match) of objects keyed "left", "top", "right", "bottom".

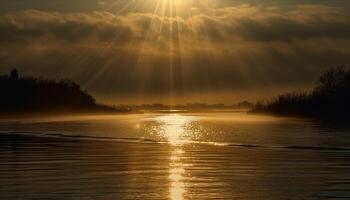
[
  {"left": 110, "top": 101, "right": 254, "bottom": 107},
  {"left": 0, "top": 68, "right": 315, "bottom": 105}
]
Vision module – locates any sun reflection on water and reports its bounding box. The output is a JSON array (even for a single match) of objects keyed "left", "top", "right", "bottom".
[
  {"left": 155, "top": 114, "right": 196, "bottom": 200},
  {"left": 156, "top": 114, "right": 196, "bottom": 145},
  {"left": 169, "top": 149, "right": 186, "bottom": 200}
]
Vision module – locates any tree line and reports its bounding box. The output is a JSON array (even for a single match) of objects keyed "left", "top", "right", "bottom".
[
  {"left": 0, "top": 69, "right": 123, "bottom": 113},
  {"left": 250, "top": 67, "right": 350, "bottom": 121}
]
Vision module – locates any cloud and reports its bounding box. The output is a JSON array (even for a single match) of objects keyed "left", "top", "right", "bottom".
[
  {"left": 0, "top": 4, "right": 350, "bottom": 103},
  {"left": 1, "top": 5, "right": 349, "bottom": 45}
]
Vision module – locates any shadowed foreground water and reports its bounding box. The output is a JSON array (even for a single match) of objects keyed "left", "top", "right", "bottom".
[{"left": 0, "top": 112, "right": 350, "bottom": 199}]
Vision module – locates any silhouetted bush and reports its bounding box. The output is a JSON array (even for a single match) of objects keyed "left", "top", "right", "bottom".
[
  {"left": 0, "top": 69, "right": 121, "bottom": 113},
  {"left": 250, "top": 67, "right": 350, "bottom": 120}
]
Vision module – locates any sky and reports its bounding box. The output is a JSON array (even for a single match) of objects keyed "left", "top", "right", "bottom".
[{"left": 1, "top": 0, "right": 350, "bottom": 104}]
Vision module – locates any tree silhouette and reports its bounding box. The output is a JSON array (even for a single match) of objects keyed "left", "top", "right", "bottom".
[
  {"left": 315, "top": 67, "right": 348, "bottom": 95},
  {"left": 251, "top": 67, "right": 350, "bottom": 121},
  {"left": 10, "top": 69, "right": 18, "bottom": 80},
  {"left": 0, "top": 69, "right": 122, "bottom": 114}
]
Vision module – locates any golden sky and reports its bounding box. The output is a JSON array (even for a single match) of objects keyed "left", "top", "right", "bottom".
[{"left": 1, "top": 0, "right": 350, "bottom": 104}]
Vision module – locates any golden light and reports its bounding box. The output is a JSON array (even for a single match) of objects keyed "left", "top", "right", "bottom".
[
  {"left": 155, "top": 114, "right": 196, "bottom": 200},
  {"left": 156, "top": 114, "right": 195, "bottom": 145}
]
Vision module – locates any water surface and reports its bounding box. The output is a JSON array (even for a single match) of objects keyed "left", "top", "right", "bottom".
[{"left": 0, "top": 112, "right": 350, "bottom": 199}]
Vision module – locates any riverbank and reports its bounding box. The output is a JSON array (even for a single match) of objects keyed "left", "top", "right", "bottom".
[{"left": 250, "top": 67, "right": 350, "bottom": 122}]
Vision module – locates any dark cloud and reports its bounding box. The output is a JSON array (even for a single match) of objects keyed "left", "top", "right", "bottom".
[{"left": 0, "top": 4, "right": 350, "bottom": 103}]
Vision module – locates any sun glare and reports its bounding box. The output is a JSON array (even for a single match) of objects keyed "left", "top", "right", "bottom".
[
  {"left": 156, "top": 114, "right": 195, "bottom": 145},
  {"left": 155, "top": 114, "right": 196, "bottom": 200}
]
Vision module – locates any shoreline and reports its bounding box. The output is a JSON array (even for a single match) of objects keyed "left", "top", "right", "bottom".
[{"left": 0, "top": 110, "right": 143, "bottom": 119}]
